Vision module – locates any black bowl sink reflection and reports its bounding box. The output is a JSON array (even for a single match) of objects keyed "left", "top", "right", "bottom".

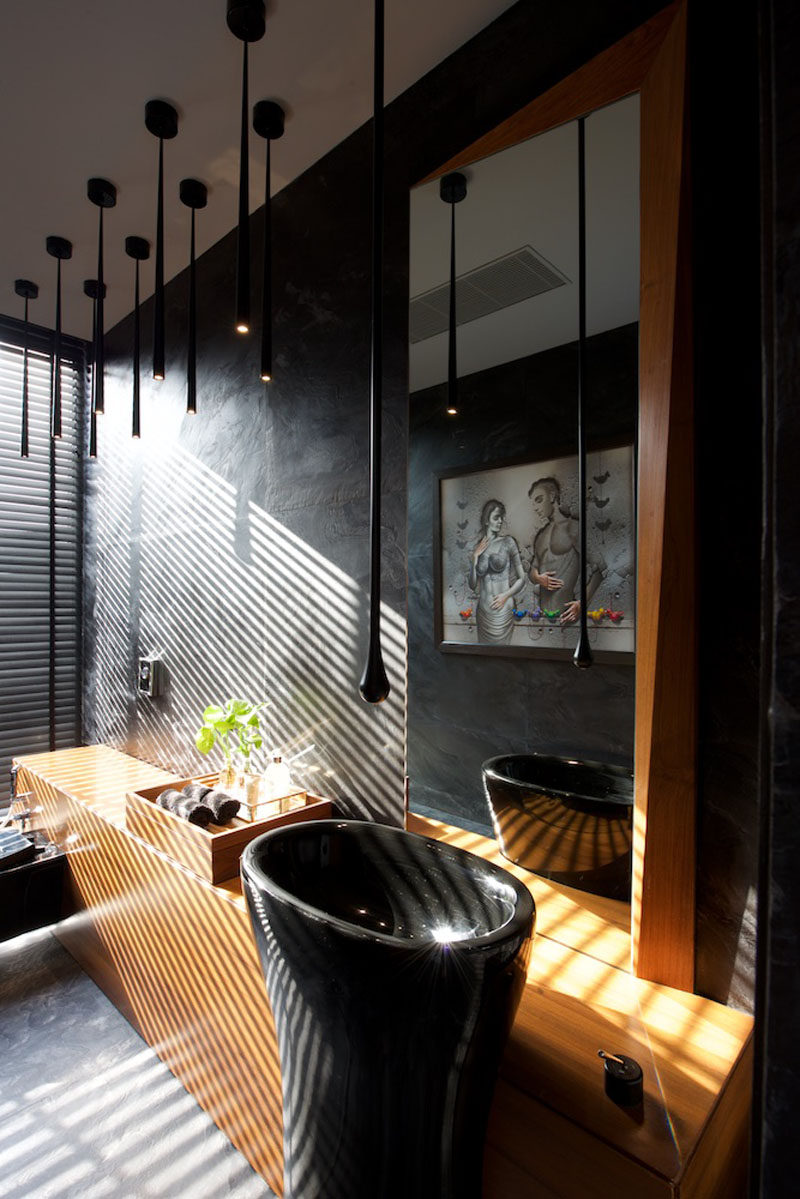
[
  {"left": 242, "top": 819, "right": 534, "bottom": 1199},
  {"left": 482, "top": 753, "right": 634, "bottom": 900}
]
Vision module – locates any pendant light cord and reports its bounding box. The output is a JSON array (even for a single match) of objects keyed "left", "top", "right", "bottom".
[
  {"left": 95, "top": 207, "right": 105, "bottom": 414},
  {"left": 236, "top": 40, "right": 250, "bottom": 331},
  {"left": 574, "top": 115, "right": 592, "bottom": 668},
  {"left": 448, "top": 200, "right": 457, "bottom": 410},
  {"left": 154, "top": 138, "right": 165, "bottom": 378},
  {"left": 52, "top": 260, "right": 62, "bottom": 439},
  {"left": 359, "top": 0, "right": 390, "bottom": 703}
]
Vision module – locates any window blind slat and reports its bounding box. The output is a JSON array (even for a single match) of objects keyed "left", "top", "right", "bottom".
[{"left": 0, "top": 322, "right": 85, "bottom": 803}]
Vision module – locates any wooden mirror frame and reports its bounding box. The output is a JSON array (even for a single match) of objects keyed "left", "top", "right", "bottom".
[{"left": 417, "top": 1, "right": 694, "bottom": 992}]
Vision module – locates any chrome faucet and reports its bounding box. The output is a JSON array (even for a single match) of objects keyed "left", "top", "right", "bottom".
[{"left": 8, "top": 764, "right": 33, "bottom": 832}]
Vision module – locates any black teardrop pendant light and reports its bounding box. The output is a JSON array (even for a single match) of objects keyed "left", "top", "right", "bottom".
[
  {"left": 252, "top": 99, "right": 284, "bottom": 382},
  {"left": 359, "top": 0, "right": 390, "bottom": 704},
  {"left": 125, "top": 237, "right": 150, "bottom": 438},
  {"left": 145, "top": 99, "right": 179, "bottom": 381},
  {"left": 87, "top": 178, "right": 117, "bottom": 416},
  {"left": 573, "top": 116, "right": 592, "bottom": 670},
  {"left": 179, "top": 179, "right": 208, "bottom": 415},
  {"left": 227, "top": 0, "right": 266, "bottom": 336},
  {"left": 83, "top": 279, "right": 105, "bottom": 459},
  {"left": 45, "top": 236, "right": 72, "bottom": 440},
  {"left": 14, "top": 279, "right": 38, "bottom": 458},
  {"left": 440, "top": 171, "right": 467, "bottom": 416}
]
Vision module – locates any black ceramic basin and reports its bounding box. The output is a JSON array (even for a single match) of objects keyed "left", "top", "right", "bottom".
[
  {"left": 482, "top": 753, "right": 633, "bottom": 900},
  {"left": 242, "top": 819, "right": 534, "bottom": 1199}
]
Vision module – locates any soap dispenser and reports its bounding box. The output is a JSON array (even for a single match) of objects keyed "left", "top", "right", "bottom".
[{"left": 264, "top": 755, "right": 294, "bottom": 811}]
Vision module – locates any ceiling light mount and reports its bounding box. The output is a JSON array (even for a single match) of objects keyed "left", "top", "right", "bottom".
[
  {"left": 226, "top": 0, "right": 266, "bottom": 42},
  {"left": 144, "top": 99, "right": 179, "bottom": 141},
  {"left": 253, "top": 99, "right": 285, "bottom": 140}
]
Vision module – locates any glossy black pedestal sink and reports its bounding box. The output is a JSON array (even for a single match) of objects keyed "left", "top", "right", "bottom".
[{"left": 242, "top": 819, "right": 534, "bottom": 1199}]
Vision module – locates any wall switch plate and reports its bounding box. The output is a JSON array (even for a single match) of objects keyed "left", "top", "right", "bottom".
[{"left": 137, "top": 655, "right": 164, "bottom": 698}]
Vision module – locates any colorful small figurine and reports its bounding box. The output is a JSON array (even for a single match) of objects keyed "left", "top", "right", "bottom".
[
  {"left": 588, "top": 607, "right": 606, "bottom": 623},
  {"left": 606, "top": 608, "right": 624, "bottom": 622},
  {"left": 544, "top": 608, "right": 561, "bottom": 621},
  {"left": 529, "top": 606, "right": 542, "bottom": 621},
  {"left": 459, "top": 607, "right": 473, "bottom": 620},
  {"left": 512, "top": 608, "right": 528, "bottom": 620}
]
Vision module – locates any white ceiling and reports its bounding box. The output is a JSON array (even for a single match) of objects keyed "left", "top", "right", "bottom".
[
  {"left": 409, "top": 94, "right": 640, "bottom": 391},
  {"left": 0, "top": 0, "right": 517, "bottom": 341}
]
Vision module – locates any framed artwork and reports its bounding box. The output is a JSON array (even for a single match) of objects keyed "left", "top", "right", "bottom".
[{"left": 433, "top": 443, "right": 635, "bottom": 661}]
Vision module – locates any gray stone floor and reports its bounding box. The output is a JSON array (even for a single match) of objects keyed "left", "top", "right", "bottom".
[{"left": 0, "top": 927, "right": 277, "bottom": 1198}]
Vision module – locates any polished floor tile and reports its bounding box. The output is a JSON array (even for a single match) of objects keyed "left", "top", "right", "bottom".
[{"left": 0, "top": 928, "right": 276, "bottom": 1198}]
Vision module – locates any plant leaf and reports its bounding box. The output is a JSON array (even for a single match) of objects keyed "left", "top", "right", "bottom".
[
  {"left": 203, "top": 704, "right": 225, "bottom": 722},
  {"left": 229, "top": 698, "right": 250, "bottom": 716},
  {"left": 195, "top": 727, "right": 215, "bottom": 755}
]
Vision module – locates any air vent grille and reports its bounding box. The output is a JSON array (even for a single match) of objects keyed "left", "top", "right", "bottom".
[{"left": 410, "top": 245, "right": 569, "bottom": 343}]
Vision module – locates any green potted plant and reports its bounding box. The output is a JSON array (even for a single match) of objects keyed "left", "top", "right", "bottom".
[{"left": 195, "top": 698, "right": 268, "bottom": 795}]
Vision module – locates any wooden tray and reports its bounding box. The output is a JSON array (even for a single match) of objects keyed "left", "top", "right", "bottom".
[{"left": 126, "top": 775, "right": 334, "bottom": 885}]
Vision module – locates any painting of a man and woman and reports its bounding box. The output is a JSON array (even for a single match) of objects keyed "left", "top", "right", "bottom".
[{"left": 435, "top": 444, "right": 635, "bottom": 659}]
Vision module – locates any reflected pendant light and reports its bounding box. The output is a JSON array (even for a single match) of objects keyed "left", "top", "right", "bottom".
[
  {"left": 253, "top": 99, "right": 284, "bottom": 382},
  {"left": 87, "top": 178, "right": 117, "bottom": 416},
  {"left": 83, "top": 279, "right": 105, "bottom": 459},
  {"left": 14, "top": 279, "right": 38, "bottom": 458},
  {"left": 439, "top": 172, "right": 467, "bottom": 416},
  {"left": 227, "top": 0, "right": 266, "bottom": 336},
  {"left": 45, "top": 236, "right": 72, "bottom": 440},
  {"left": 179, "top": 179, "right": 208, "bottom": 414},
  {"left": 573, "top": 116, "right": 592, "bottom": 669},
  {"left": 125, "top": 237, "right": 150, "bottom": 438},
  {"left": 145, "top": 99, "right": 179, "bottom": 380},
  {"left": 359, "top": 0, "right": 390, "bottom": 704}
]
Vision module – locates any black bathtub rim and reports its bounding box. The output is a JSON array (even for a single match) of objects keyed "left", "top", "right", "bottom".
[
  {"left": 241, "top": 818, "right": 535, "bottom": 952},
  {"left": 482, "top": 752, "right": 634, "bottom": 810}
]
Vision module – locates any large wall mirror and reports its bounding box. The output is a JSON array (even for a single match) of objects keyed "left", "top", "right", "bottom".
[
  {"left": 405, "top": 1, "right": 696, "bottom": 992},
  {"left": 408, "top": 95, "right": 640, "bottom": 866}
]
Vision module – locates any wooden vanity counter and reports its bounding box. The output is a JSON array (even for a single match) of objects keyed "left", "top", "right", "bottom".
[{"left": 16, "top": 747, "right": 752, "bottom": 1199}]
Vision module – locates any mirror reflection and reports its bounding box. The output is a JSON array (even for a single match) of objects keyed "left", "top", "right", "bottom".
[{"left": 407, "top": 97, "right": 640, "bottom": 893}]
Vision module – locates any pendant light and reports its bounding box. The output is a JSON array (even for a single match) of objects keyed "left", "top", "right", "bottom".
[
  {"left": 227, "top": 0, "right": 266, "bottom": 336},
  {"left": 253, "top": 99, "right": 284, "bottom": 383},
  {"left": 14, "top": 279, "right": 38, "bottom": 458},
  {"left": 45, "top": 236, "right": 72, "bottom": 440},
  {"left": 179, "top": 179, "right": 208, "bottom": 415},
  {"left": 359, "top": 0, "right": 390, "bottom": 704},
  {"left": 83, "top": 279, "right": 105, "bottom": 459},
  {"left": 87, "top": 178, "right": 117, "bottom": 416},
  {"left": 145, "top": 99, "right": 179, "bottom": 380},
  {"left": 125, "top": 237, "right": 150, "bottom": 438},
  {"left": 439, "top": 172, "right": 467, "bottom": 416},
  {"left": 573, "top": 116, "right": 592, "bottom": 669}
]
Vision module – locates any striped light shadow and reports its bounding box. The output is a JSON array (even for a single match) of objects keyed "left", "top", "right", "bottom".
[
  {"left": 85, "top": 362, "right": 406, "bottom": 822},
  {"left": 27, "top": 766, "right": 285, "bottom": 1190}
]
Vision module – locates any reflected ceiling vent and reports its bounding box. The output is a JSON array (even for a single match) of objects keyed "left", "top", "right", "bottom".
[{"left": 409, "top": 245, "right": 569, "bottom": 343}]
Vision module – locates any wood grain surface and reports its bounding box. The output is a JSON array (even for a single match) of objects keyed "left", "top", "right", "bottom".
[{"left": 15, "top": 747, "right": 749, "bottom": 1198}]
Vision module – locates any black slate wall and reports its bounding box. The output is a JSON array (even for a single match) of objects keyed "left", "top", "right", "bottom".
[{"left": 82, "top": 0, "right": 763, "bottom": 1011}]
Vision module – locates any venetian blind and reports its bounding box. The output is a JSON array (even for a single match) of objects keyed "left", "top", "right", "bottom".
[{"left": 0, "top": 317, "right": 85, "bottom": 806}]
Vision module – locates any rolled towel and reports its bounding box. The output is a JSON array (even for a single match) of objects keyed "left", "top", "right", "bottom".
[
  {"left": 203, "top": 788, "right": 240, "bottom": 825},
  {"left": 182, "top": 782, "right": 213, "bottom": 804},
  {"left": 156, "top": 787, "right": 213, "bottom": 827}
]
